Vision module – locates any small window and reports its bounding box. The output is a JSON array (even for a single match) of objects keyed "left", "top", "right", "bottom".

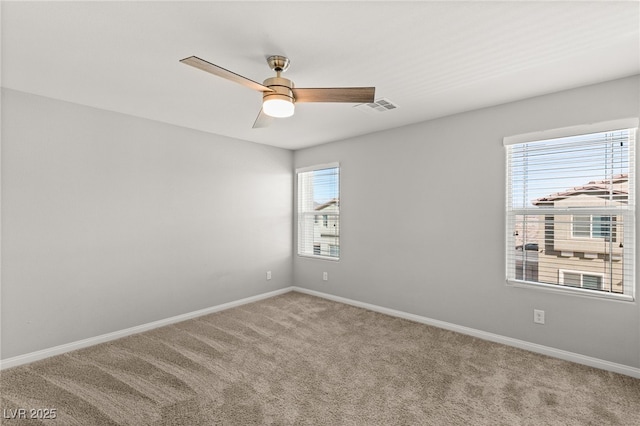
[
  {"left": 559, "top": 270, "right": 604, "bottom": 291},
  {"left": 572, "top": 215, "right": 614, "bottom": 239},
  {"left": 593, "top": 216, "right": 612, "bottom": 239},
  {"left": 572, "top": 215, "right": 592, "bottom": 238},
  {"left": 297, "top": 163, "right": 340, "bottom": 260},
  {"left": 583, "top": 274, "right": 603, "bottom": 290}
]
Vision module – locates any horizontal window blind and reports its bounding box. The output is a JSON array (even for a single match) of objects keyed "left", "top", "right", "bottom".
[
  {"left": 506, "top": 125, "right": 636, "bottom": 299},
  {"left": 297, "top": 164, "right": 340, "bottom": 260}
]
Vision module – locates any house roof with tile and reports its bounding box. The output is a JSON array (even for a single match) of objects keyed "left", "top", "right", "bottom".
[
  {"left": 314, "top": 199, "right": 339, "bottom": 211},
  {"left": 532, "top": 174, "right": 628, "bottom": 206}
]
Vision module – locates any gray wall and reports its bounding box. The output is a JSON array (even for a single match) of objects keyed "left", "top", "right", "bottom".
[
  {"left": 294, "top": 75, "right": 640, "bottom": 368},
  {"left": 3, "top": 76, "right": 638, "bottom": 369},
  {"left": 1, "top": 89, "right": 293, "bottom": 359}
]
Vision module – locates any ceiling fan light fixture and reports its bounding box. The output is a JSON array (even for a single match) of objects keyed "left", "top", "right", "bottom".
[{"left": 263, "top": 97, "right": 295, "bottom": 118}]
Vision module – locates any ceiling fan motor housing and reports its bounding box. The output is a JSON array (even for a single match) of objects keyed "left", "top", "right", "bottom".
[{"left": 262, "top": 76, "right": 295, "bottom": 104}]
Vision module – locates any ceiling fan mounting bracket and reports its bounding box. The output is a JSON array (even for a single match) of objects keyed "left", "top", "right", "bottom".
[{"left": 267, "top": 55, "right": 290, "bottom": 73}]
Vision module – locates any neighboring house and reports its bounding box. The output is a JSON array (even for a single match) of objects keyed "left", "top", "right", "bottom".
[
  {"left": 313, "top": 199, "right": 340, "bottom": 257},
  {"left": 525, "top": 174, "right": 628, "bottom": 293}
]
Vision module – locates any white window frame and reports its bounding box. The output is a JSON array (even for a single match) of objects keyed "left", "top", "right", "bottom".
[
  {"left": 296, "top": 162, "right": 340, "bottom": 261},
  {"left": 504, "top": 118, "right": 637, "bottom": 301}
]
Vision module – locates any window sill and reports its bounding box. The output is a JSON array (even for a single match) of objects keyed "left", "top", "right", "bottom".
[
  {"left": 297, "top": 254, "right": 340, "bottom": 262},
  {"left": 506, "top": 279, "right": 634, "bottom": 302}
]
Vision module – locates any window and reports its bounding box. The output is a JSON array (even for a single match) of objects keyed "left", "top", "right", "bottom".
[
  {"left": 505, "top": 119, "right": 637, "bottom": 300},
  {"left": 297, "top": 163, "right": 340, "bottom": 260},
  {"left": 593, "top": 216, "right": 613, "bottom": 239},
  {"left": 559, "top": 270, "right": 604, "bottom": 291},
  {"left": 572, "top": 215, "right": 614, "bottom": 239},
  {"left": 572, "top": 215, "right": 592, "bottom": 238}
]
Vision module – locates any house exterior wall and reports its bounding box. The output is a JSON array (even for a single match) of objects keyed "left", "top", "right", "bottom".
[
  {"left": 537, "top": 249, "right": 624, "bottom": 293},
  {"left": 533, "top": 192, "right": 626, "bottom": 293},
  {"left": 551, "top": 195, "right": 624, "bottom": 256},
  {"left": 314, "top": 204, "right": 339, "bottom": 257}
]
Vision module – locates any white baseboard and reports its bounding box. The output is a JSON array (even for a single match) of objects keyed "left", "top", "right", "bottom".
[
  {"left": 4, "top": 285, "right": 638, "bottom": 379},
  {"left": 0, "top": 287, "right": 294, "bottom": 370},
  {"left": 292, "top": 286, "right": 640, "bottom": 379}
]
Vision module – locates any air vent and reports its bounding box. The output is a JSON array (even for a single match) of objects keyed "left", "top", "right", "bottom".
[{"left": 354, "top": 98, "right": 399, "bottom": 114}]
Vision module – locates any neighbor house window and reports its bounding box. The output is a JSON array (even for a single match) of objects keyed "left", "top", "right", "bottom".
[
  {"left": 559, "top": 270, "right": 604, "bottom": 291},
  {"left": 572, "top": 215, "right": 614, "bottom": 239},
  {"left": 297, "top": 163, "right": 340, "bottom": 260},
  {"left": 505, "top": 119, "right": 637, "bottom": 300}
]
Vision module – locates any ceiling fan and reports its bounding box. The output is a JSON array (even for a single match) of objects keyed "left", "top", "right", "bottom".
[{"left": 179, "top": 55, "right": 375, "bottom": 128}]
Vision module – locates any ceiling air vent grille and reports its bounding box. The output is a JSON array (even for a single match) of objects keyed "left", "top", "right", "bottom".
[{"left": 354, "top": 98, "right": 399, "bottom": 114}]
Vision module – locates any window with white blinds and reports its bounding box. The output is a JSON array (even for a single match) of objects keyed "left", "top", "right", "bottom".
[
  {"left": 297, "top": 163, "right": 340, "bottom": 260},
  {"left": 505, "top": 119, "right": 637, "bottom": 300}
]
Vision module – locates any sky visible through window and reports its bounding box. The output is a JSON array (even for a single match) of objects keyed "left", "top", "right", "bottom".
[
  {"left": 312, "top": 167, "right": 340, "bottom": 204},
  {"left": 511, "top": 130, "right": 630, "bottom": 208}
]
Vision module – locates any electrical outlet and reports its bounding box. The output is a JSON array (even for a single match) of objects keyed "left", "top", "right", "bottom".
[
  {"left": 266, "top": 271, "right": 272, "bottom": 280},
  {"left": 323, "top": 272, "right": 328, "bottom": 281},
  {"left": 533, "top": 309, "right": 545, "bottom": 324}
]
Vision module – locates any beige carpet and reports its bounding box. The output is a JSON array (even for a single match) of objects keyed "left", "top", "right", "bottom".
[{"left": 1, "top": 291, "right": 639, "bottom": 425}]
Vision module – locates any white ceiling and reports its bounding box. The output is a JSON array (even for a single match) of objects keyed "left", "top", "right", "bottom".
[{"left": 2, "top": 1, "right": 639, "bottom": 150}]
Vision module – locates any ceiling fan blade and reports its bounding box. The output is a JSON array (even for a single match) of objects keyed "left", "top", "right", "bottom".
[
  {"left": 292, "top": 87, "right": 375, "bottom": 103},
  {"left": 180, "top": 56, "right": 273, "bottom": 93},
  {"left": 252, "top": 108, "right": 274, "bottom": 129}
]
